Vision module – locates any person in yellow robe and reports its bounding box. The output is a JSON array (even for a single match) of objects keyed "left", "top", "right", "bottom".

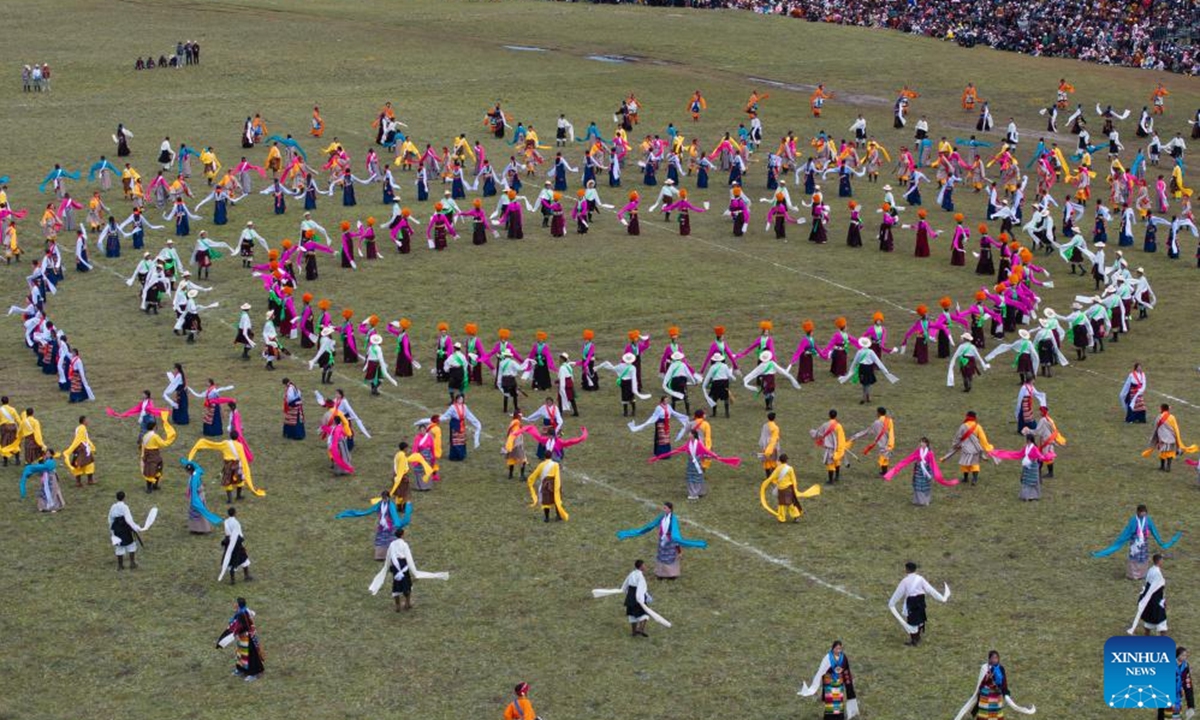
[
  {"left": 390, "top": 440, "right": 433, "bottom": 503},
  {"left": 187, "top": 433, "right": 263, "bottom": 501},
  {"left": 758, "top": 411, "right": 780, "bottom": 477},
  {"left": 527, "top": 457, "right": 568, "bottom": 522},
  {"left": 690, "top": 410, "right": 712, "bottom": 471},
  {"left": 200, "top": 147, "right": 221, "bottom": 186},
  {"left": 14, "top": 408, "right": 46, "bottom": 465},
  {"left": 504, "top": 413, "right": 528, "bottom": 480},
  {"left": 759, "top": 454, "right": 822, "bottom": 522},
  {"left": 140, "top": 410, "right": 176, "bottom": 493},
  {"left": 264, "top": 143, "right": 282, "bottom": 174},
  {"left": 62, "top": 415, "right": 97, "bottom": 486},
  {"left": 0, "top": 397, "right": 20, "bottom": 464}
]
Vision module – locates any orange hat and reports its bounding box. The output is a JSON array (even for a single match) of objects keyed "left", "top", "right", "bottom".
[
  {"left": 917, "top": 209, "right": 927, "bottom": 219},
  {"left": 317, "top": 299, "right": 331, "bottom": 310},
  {"left": 401, "top": 208, "right": 411, "bottom": 217},
  {"left": 341, "top": 308, "right": 354, "bottom": 319},
  {"left": 882, "top": 202, "right": 891, "bottom": 211},
  {"left": 834, "top": 317, "right": 847, "bottom": 329},
  {"left": 977, "top": 224, "right": 988, "bottom": 234},
  {"left": 282, "top": 286, "right": 293, "bottom": 296},
  {"left": 998, "top": 232, "right": 1010, "bottom": 242},
  {"left": 272, "top": 269, "right": 282, "bottom": 279},
  {"left": 553, "top": 192, "right": 562, "bottom": 201},
  {"left": 368, "top": 314, "right": 379, "bottom": 327},
  {"left": 465, "top": 323, "right": 478, "bottom": 335},
  {"left": 872, "top": 312, "right": 884, "bottom": 323},
  {"left": 628, "top": 191, "right": 639, "bottom": 200},
  {"left": 536, "top": 330, "right": 547, "bottom": 341},
  {"left": 506, "top": 189, "right": 517, "bottom": 199},
  {"left": 366, "top": 217, "right": 375, "bottom": 226},
  {"left": 1009, "top": 272, "right": 1022, "bottom": 285},
  {"left": 437, "top": 322, "right": 449, "bottom": 332},
  {"left": 340, "top": 221, "right": 351, "bottom": 231},
  {"left": 303, "top": 229, "right": 314, "bottom": 240},
  {"left": 679, "top": 189, "right": 688, "bottom": 198},
  {"left": 994, "top": 283, "right": 1006, "bottom": 293},
  {"left": 953, "top": 213, "right": 964, "bottom": 222},
  {"left": 302, "top": 293, "right": 313, "bottom": 303},
  {"left": 472, "top": 198, "right": 482, "bottom": 208},
  {"left": 713, "top": 325, "right": 725, "bottom": 336},
  {"left": 813, "top": 192, "right": 822, "bottom": 203},
  {"left": 399, "top": 318, "right": 412, "bottom": 330},
  {"left": 939, "top": 296, "right": 952, "bottom": 309},
  {"left": 802, "top": 320, "right": 815, "bottom": 333},
  {"left": 434, "top": 202, "right": 444, "bottom": 212},
  {"left": 759, "top": 320, "right": 773, "bottom": 332},
  {"left": 628, "top": 330, "right": 640, "bottom": 341},
  {"left": 281, "top": 239, "right": 293, "bottom": 249},
  {"left": 1019, "top": 248, "right": 1033, "bottom": 263},
  {"left": 576, "top": 189, "right": 585, "bottom": 198},
  {"left": 582, "top": 329, "right": 595, "bottom": 341},
  {"left": 668, "top": 326, "right": 679, "bottom": 338},
  {"left": 916, "top": 304, "right": 928, "bottom": 316},
  {"left": 268, "top": 260, "right": 279, "bottom": 270},
  {"left": 847, "top": 200, "right": 857, "bottom": 209},
  {"left": 498, "top": 328, "right": 511, "bottom": 340},
  {"left": 1008, "top": 241, "right": 1021, "bottom": 252},
  {"left": 732, "top": 187, "right": 743, "bottom": 197},
  {"left": 268, "top": 250, "right": 279, "bottom": 261},
  {"left": 974, "top": 290, "right": 987, "bottom": 302},
  {"left": 775, "top": 192, "right": 785, "bottom": 202}
]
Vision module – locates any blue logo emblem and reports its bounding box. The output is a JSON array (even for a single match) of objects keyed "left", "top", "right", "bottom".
[{"left": 1104, "top": 636, "right": 1176, "bottom": 709}]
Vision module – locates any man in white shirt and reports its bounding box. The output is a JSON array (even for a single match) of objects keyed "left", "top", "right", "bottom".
[
  {"left": 887, "top": 560, "right": 950, "bottom": 646},
  {"left": 108, "top": 491, "right": 144, "bottom": 570},
  {"left": 622, "top": 559, "right": 651, "bottom": 638}
]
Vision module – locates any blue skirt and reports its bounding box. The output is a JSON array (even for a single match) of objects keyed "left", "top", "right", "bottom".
[
  {"left": 203, "top": 405, "right": 223, "bottom": 437},
  {"left": 173, "top": 393, "right": 190, "bottom": 425},
  {"left": 696, "top": 168, "right": 708, "bottom": 189},
  {"left": 482, "top": 177, "right": 497, "bottom": 197},
  {"left": 304, "top": 190, "right": 317, "bottom": 210},
  {"left": 274, "top": 194, "right": 286, "bottom": 215},
  {"left": 343, "top": 184, "right": 356, "bottom": 207},
  {"left": 105, "top": 235, "right": 121, "bottom": 258},
  {"left": 131, "top": 228, "right": 144, "bottom": 249},
  {"left": 214, "top": 200, "right": 227, "bottom": 225},
  {"left": 383, "top": 184, "right": 395, "bottom": 205},
  {"left": 175, "top": 214, "right": 189, "bottom": 236}
]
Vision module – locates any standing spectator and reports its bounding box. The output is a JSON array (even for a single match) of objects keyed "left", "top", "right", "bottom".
[
  {"left": 184, "top": 41, "right": 194, "bottom": 65},
  {"left": 31, "top": 64, "right": 43, "bottom": 92},
  {"left": 21, "top": 65, "right": 30, "bottom": 92},
  {"left": 176, "top": 41, "right": 185, "bottom": 68},
  {"left": 41, "top": 64, "right": 51, "bottom": 92},
  {"left": 192, "top": 41, "right": 200, "bottom": 65}
]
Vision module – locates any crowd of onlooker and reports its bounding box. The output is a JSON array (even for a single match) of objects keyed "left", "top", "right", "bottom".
[
  {"left": 135, "top": 40, "right": 201, "bottom": 70},
  {"left": 21, "top": 64, "right": 52, "bottom": 92},
  {"left": 581, "top": 0, "right": 1199, "bottom": 75}
]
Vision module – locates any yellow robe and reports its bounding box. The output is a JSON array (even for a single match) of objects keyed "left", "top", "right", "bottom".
[
  {"left": 63, "top": 424, "right": 96, "bottom": 476},
  {"left": 390, "top": 451, "right": 433, "bottom": 496},
  {"left": 527, "top": 459, "right": 568, "bottom": 520},
  {"left": 140, "top": 413, "right": 176, "bottom": 484},
  {"left": 187, "top": 438, "right": 264, "bottom": 496},
  {"left": 759, "top": 464, "right": 821, "bottom": 522}
]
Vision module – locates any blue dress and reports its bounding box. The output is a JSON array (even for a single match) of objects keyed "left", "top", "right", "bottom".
[
  {"left": 482, "top": 175, "right": 497, "bottom": 197},
  {"left": 383, "top": 182, "right": 395, "bottom": 205},
  {"left": 131, "top": 225, "right": 144, "bottom": 250},
  {"left": 416, "top": 177, "right": 428, "bottom": 202},
  {"left": 214, "top": 198, "right": 227, "bottom": 225},
  {"left": 643, "top": 163, "right": 657, "bottom": 187},
  {"left": 304, "top": 186, "right": 318, "bottom": 210},
  {"left": 104, "top": 227, "right": 121, "bottom": 258},
  {"left": 1143, "top": 223, "right": 1157, "bottom": 252},
  {"left": 553, "top": 163, "right": 568, "bottom": 192},
  {"left": 274, "top": 191, "right": 286, "bottom": 215},
  {"left": 696, "top": 166, "right": 708, "bottom": 189},
  {"left": 342, "top": 182, "right": 356, "bottom": 207},
  {"left": 940, "top": 186, "right": 954, "bottom": 212},
  {"left": 175, "top": 211, "right": 190, "bottom": 237}
]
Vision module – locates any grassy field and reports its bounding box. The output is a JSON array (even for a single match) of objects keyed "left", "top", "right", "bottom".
[{"left": 2, "top": 1, "right": 1200, "bottom": 718}]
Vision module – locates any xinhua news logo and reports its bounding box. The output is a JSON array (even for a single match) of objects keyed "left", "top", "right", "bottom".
[{"left": 1104, "top": 636, "right": 1176, "bottom": 709}]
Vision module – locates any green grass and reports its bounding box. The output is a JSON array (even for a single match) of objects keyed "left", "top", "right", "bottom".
[{"left": 2, "top": 1, "right": 1200, "bottom": 718}]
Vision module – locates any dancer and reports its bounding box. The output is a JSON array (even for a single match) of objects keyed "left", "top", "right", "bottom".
[
  {"left": 215, "top": 597, "right": 264, "bottom": 681},
  {"left": 1128, "top": 554, "right": 1168, "bottom": 635},
  {"left": 887, "top": 561, "right": 950, "bottom": 646},
  {"left": 62, "top": 415, "right": 97, "bottom": 487},
  {"left": 1143, "top": 403, "right": 1197, "bottom": 472},
  {"left": 648, "top": 428, "right": 741, "bottom": 500},
  {"left": 368, "top": 528, "right": 450, "bottom": 608},
  {"left": 811, "top": 409, "right": 850, "bottom": 484},
  {"left": 797, "top": 641, "right": 860, "bottom": 719},
  {"left": 108, "top": 490, "right": 155, "bottom": 570},
  {"left": 1092, "top": 505, "right": 1181, "bottom": 580},
  {"left": 839, "top": 337, "right": 899, "bottom": 404},
  {"left": 759, "top": 454, "right": 821, "bottom": 523},
  {"left": 848, "top": 407, "right": 894, "bottom": 476},
  {"left": 952, "top": 651, "right": 1037, "bottom": 720},
  {"left": 616, "top": 503, "right": 706, "bottom": 580},
  {"left": 942, "top": 411, "right": 995, "bottom": 485},
  {"left": 336, "top": 486, "right": 412, "bottom": 560},
  {"left": 526, "top": 455, "right": 568, "bottom": 522}
]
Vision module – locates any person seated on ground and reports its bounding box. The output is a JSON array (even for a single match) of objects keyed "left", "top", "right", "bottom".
[
  {"left": 158, "top": 55, "right": 168, "bottom": 67},
  {"left": 135, "top": 57, "right": 145, "bottom": 70}
]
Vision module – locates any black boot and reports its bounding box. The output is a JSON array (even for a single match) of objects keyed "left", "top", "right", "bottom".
[
  {"left": 145, "top": 481, "right": 153, "bottom": 493},
  {"left": 226, "top": 490, "right": 233, "bottom": 503},
  {"left": 827, "top": 470, "right": 836, "bottom": 484},
  {"left": 117, "top": 556, "right": 125, "bottom": 571},
  {"left": 236, "top": 487, "right": 243, "bottom": 500},
  {"left": 129, "top": 552, "right": 138, "bottom": 569},
  {"left": 508, "top": 465, "right": 514, "bottom": 479},
  {"left": 543, "top": 508, "right": 550, "bottom": 523},
  {"left": 242, "top": 568, "right": 252, "bottom": 581}
]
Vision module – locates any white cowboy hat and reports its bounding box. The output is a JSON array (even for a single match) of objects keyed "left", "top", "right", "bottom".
[
  {"left": 621, "top": 352, "right": 636, "bottom": 364},
  {"left": 665, "top": 179, "right": 675, "bottom": 185},
  {"left": 881, "top": 184, "right": 893, "bottom": 191},
  {"left": 758, "top": 350, "right": 773, "bottom": 362},
  {"left": 246, "top": 221, "right": 255, "bottom": 226},
  {"left": 240, "top": 303, "right": 251, "bottom": 310},
  {"left": 1071, "top": 302, "right": 1082, "bottom": 310},
  {"left": 1018, "top": 329, "right": 1031, "bottom": 340},
  {"left": 560, "top": 352, "right": 570, "bottom": 359},
  {"left": 143, "top": 251, "right": 151, "bottom": 257},
  {"left": 186, "top": 289, "right": 198, "bottom": 298},
  {"left": 960, "top": 333, "right": 973, "bottom": 342},
  {"left": 1093, "top": 241, "right": 1106, "bottom": 248},
  {"left": 320, "top": 327, "right": 335, "bottom": 337},
  {"left": 670, "top": 351, "right": 685, "bottom": 361},
  {"left": 453, "top": 342, "right": 462, "bottom": 349},
  {"left": 1136, "top": 267, "right": 1145, "bottom": 274},
  {"left": 264, "top": 311, "right": 273, "bottom": 319},
  {"left": 711, "top": 353, "right": 725, "bottom": 363},
  {"left": 369, "top": 335, "right": 382, "bottom": 345},
  {"left": 1042, "top": 308, "right": 1055, "bottom": 318},
  {"left": 166, "top": 239, "right": 174, "bottom": 244},
  {"left": 857, "top": 337, "right": 872, "bottom": 349}
]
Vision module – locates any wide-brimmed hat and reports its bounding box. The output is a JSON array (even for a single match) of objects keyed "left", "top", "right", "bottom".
[
  {"left": 857, "top": 337, "right": 872, "bottom": 349},
  {"left": 711, "top": 353, "right": 725, "bottom": 363},
  {"left": 1018, "top": 329, "right": 1031, "bottom": 340},
  {"left": 670, "top": 351, "right": 684, "bottom": 361},
  {"left": 621, "top": 352, "right": 636, "bottom": 364},
  {"left": 370, "top": 335, "right": 382, "bottom": 345},
  {"left": 758, "top": 350, "right": 773, "bottom": 362},
  {"left": 240, "top": 303, "right": 251, "bottom": 310}
]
